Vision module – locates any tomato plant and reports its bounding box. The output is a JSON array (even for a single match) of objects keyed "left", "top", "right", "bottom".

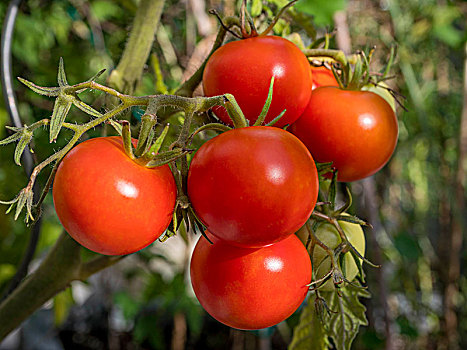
[
  {"left": 202, "top": 35, "right": 312, "bottom": 127},
  {"left": 289, "top": 87, "right": 398, "bottom": 182},
  {"left": 190, "top": 233, "right": 311, "bottom": 330},
  {"left": 311, "top": 65, "right": 339, "bottom": 89},
  {"left": 52, "top": 136, "right": 177, "bottom": 255},
  {"left": 187, "top": 126, "right": 319, "bottom": 247}
]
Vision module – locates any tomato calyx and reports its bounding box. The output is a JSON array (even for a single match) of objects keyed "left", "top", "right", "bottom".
[
  {"left": 304, "top": 43, "right": 405, "bottom": 110},
  {"left": 209, "top": 0, "right": 299, "bottom": 40},
  {"left": 116, "top": 120, "right": 191, "bottom": 168}
]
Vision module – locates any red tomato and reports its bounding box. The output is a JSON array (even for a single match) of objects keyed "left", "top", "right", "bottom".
[
  {"left": 311, "top": 65, "right": 339, "bottom": 89},
  {"left": 190, "top": 233, "right": 311, "bottom": 330},
  {"left": 187, "top": 126, "right": 319, "bottom": 247},
  {"left": 52, "top": 136, "right": 177, "bottom": 255},
  {"left": 289, "top": 87, "right": 398, "bottom": 182},
  {"left": 202, "top": 36, "right": 312, "bottom": 127}
]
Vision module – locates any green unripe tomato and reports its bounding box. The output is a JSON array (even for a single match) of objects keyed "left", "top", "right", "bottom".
[
  {"left": 362, "top": 82, "right": 397, "bottom": 112},
  {"left": 297, "top": 216, "right": 366, "bottom": 291}
]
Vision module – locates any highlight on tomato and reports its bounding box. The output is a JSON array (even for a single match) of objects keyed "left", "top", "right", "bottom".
[
  {"left": 187, "top": 126, "right": 319, "bottom": 248},
  {"left": 290, "top": 87, "right": 398, "bottom": 182},
  {"left": 190, "top": 233, "right": 312, "bottom": 330},
  {"left": 202, "top": 35, "right": 312, "bottom": 127},
  {"left": 52, "top": 136, "right": 177, "bottom": 255}
]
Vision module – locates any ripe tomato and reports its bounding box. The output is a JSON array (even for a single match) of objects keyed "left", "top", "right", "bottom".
[
  {"left": 289, "top": 87, "right": 398, "bottom": 182},
  {"left": 311, "top": 65, "right": 339, "bottom": 89},
  {"left": 190, "top": 233, "right": 311, "bottom": 330},
  {"left": 202, "top": 36, "right": 312, "bottom": 127},
  {"left": 52, "top": 136, "right": 177, "bottom": 255},
  {"left": 187, "top": 126, "right": 319, "bottom": 248},
  {"left": 309, "top": 217, "right": 365, "bottom": 291}
]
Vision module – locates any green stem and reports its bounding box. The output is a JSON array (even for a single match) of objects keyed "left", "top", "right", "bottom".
[{"left": 108, "top": 0, "right": 165, "bottom": 94}]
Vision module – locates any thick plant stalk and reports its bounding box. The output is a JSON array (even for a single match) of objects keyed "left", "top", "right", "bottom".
[
  {"left": 108, "top": 0, "right": 165, "bottom": 94},
  {"left": 0, "top": 233, "right": 121, "bottom": 340},
  {"left": 0, "top": 234, "right": 80, "bottom": 340}
]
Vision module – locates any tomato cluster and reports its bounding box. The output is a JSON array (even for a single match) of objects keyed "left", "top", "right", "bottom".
[
  {"left": 189, "top": 32, "right": 398, "bottom": 329},
  {"left": 51, "top": 27, "right": 397, "bottom": 332}
]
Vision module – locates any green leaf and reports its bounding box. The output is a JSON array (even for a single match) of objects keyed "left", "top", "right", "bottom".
[
  {"left": 251, "top": 0, "right": 263, "bottom": 17},
  {"left": 325, "top": 284, "right": 370, "bottom": 350},
  {"left": 49, "top": 96, "right": 73, "bottom": 142},
  {"left": 289, "top": 294, "right": 330, "bottom": 350},
  {"left": 294, "top": 0, "right": 348, "bottom": 26}
]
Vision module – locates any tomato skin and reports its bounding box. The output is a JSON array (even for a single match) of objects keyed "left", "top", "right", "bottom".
[
  {"left": 187, "top": 126, "right": 319, "bottom": 248},
  {"left": 311, "top": 65, "right": 339, "bottom": 89},
  {"left": 52, "top": 136, "right": 177, "bottom": 255},
  {"left": 202, "top": 36, "right": 312, "bottom": 127},
  {"left": 289, "top": 87, "right": 398, "bottom": 182},
  {"left": 190, "top": 234, "right": 311, "bottom": 330}
]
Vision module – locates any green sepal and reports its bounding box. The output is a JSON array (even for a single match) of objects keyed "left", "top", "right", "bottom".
[
  {"left": 142, "top": 124, "right": 170, "bottom": 160},
  {"left": 72, "top": 98, "right": 103, "bottom": 118},
  {"left": 253, "top": 76, "right": 275, "bottom": 126},
  {"left": 145, "top": 148, "right": 191, "bottom": 168},
  {"left": 49, "top": 95, "right": 73, "bottom": 142},
  {"left": 350, "top": 250, "right": 366, "bottom": 284},
  {"left": 316, "top": 161, "right": 334, "bottom": 174},
  {"left": 223, "top": 94, "right": 248, "bottom": 128},
  {"left": 17, "top": 77, "right": 60, "bottom": 97},
  {"left": 107, "top": 119, "right": 123, "bottom": 135},
  {"left": 335, "top": 214, "right": 370, "bottom": 227},
  {"left": 265, "top": 109, "right": 286, "bottom": 126},
  {"left": 328, "top": 170, "right": 338, "bottom": 210},
  {"left": 0, "top": 131, "right": 22, "bottom": 146},
  {"left": 0, "top": 188, "right": 34, "bottom": 223},
  {"left": 75, "top": 68, "right": 106, "bottom": 94},
  {"left": 121, "top": 121, "right": 135, "bottom": 159},
  {"left": 188, "top": 123, "right": 232, "bottom": 144},
  {"left": 57, "top": 57, "right": 68, "bottom": 87},
  {"left": 135, "top": 114, "right": 157, "bottom": 157},
  {"left": 334, "top": 185, "right": 352, "bottom": 216},
  {"left": 14, "top": 129, "right": 33, "bottom": 166}
]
